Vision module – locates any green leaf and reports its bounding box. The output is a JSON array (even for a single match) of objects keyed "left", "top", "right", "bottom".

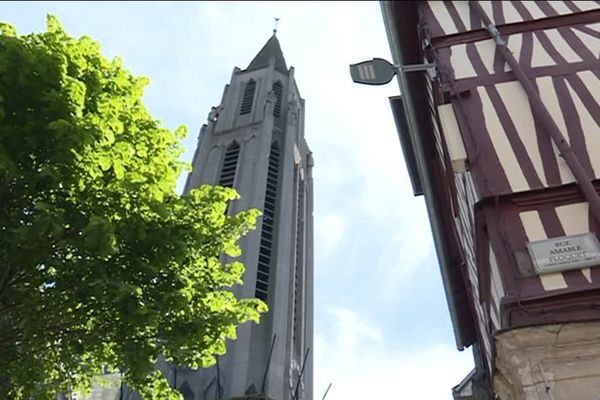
[
  {"left": 104, "top": 129, "right": 115, "bottom": 145},
  {"left": 46, "top": 14, "right": 64, "bottom": 33},
  {"left": 98, "top": 156, "right": 111, "bottom": 171},
  {"left": 0, "top": 15, "right": 263, "bottom": 399},
  {"left": 0, "top": 22, "right": 16, "bottom": 36},
  {"left": 113, "top": 159, "right": 124, "bottom": 179}
]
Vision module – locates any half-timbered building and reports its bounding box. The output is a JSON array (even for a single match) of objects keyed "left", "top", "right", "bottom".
[{"left": 382, "top": 1, "right": 600, "bottom": 399}]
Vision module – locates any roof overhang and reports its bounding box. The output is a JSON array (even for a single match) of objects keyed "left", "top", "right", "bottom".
[
  {"left": 389, "top": 95, "right": 423, "bottom": 196},
  {"left": 381, "top": 0, "right": 476, "bottom": 350}
]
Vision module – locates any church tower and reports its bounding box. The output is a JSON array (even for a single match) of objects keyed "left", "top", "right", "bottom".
[{"left": 172, "top": 32, "right": 314, "bottom": 400}]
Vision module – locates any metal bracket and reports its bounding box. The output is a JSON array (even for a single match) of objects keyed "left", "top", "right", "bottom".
[
  {"left": 397, "top": 63, "right": 435, "bottom": 72},
  {"left": 396, "top": 63, "right": 437, "bottom": 79}
]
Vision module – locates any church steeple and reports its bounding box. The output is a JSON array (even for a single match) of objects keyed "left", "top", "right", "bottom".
[
  {"left": 180, "top": 31, "right": 313, "bottom": 400},
  {"left": 246, "top": 33, "right": 288, "bottom": 74}
]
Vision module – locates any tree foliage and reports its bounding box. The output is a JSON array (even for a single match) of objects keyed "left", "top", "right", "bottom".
[{"left": 0, "top": 15, "right": 265, "bottom": 399}]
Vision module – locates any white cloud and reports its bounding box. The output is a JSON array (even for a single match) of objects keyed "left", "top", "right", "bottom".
[
  {"left": 314, "top": 306, "right": 474, "bottom": 400},
  {"left": 375, "top": 228, "right": 435, "bottom": 298},
  {"left": 315, "top": 213, "right": 348, "bottom": 259}
]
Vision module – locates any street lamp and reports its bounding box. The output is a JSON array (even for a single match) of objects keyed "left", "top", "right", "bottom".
[{"left": 349, "top": 58, "right": 435, "bottom": 85}]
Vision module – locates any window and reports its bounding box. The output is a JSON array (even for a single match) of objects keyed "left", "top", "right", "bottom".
[
  {"left": 218, "top": 142, "right": 240, "bottom": 188},
  {"left": 272, "top": 81, "right": 283, "bottom": 118},
  {"left": 240, "top": 79, "right": 256, "bottom": 115},
  {"left": 255, "top": 142, "right": 280, "bottom": 301},
  {"left": 293, "top": 171, "right": 305, "bottom": 355}
]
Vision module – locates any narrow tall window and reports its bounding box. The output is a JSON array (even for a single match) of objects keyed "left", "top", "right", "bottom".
[
  {"left": 272, "top": 81, "right": 283, "bottom": 118},
  {"left": 240, "top": 79, "right": 256, "bottom": 115},
  {"left": 218, "top": 142, "right": 240, "bottom": 188},
  {"left": 255, "top": 142, "right": 280, "bottom": 301},
  {"left": 292, "top": 172, "right": 305, "bottom": 357}
]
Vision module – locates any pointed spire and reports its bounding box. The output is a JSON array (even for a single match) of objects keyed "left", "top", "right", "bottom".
[{"left": 246, "top": 30, "right": 288, "bottom": 74}]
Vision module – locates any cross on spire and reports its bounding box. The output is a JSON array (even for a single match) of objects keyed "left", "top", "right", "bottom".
[{"left": 273, "top": 17, "right": 280, "bottom": 35}]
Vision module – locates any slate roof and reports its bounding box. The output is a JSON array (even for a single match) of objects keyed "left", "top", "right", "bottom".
[{"left": 246, "top": 33, "right": 288, "bottom": 74}]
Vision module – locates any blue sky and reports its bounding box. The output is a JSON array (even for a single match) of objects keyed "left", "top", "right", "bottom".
[{"left": 3, "top": 2, "right": 473, "bottom": 398}]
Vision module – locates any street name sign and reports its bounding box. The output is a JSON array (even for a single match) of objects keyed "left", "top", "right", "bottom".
[{"left": 527, "top": 233, "right": 600, "bottom": 274}]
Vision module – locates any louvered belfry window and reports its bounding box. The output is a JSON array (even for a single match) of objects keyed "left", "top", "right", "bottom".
[
  {"left": 255, "top": 142, "right": 280, "bottom": 301},
  {"left": 292, "top": 173, "right": 305, "bottom": 355},
  {"left": 218, "top": 142, "right": 240, "bottom": 188},
  {"left": 272, "top": 81, "right": 283, "bottom": 118},
  {"left": 240, "top": 79, "right": 256, "bottom": 115}
]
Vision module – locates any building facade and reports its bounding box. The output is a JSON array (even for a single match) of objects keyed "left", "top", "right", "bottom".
[
  {"left": 165, "top": 32, "right": 314, "bottom": 400},
  {"left": 381, "top": 1, "right": 600, "bottom": 399}
]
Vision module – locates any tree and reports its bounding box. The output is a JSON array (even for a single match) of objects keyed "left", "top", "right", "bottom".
[{"left": 0, "top": 15, "right": 266, "bottom": 399}]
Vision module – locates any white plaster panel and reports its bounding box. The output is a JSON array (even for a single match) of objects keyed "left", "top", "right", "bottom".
[
  {"left": 438, "top": 104, "right": 468, "bottom": 172},
  {"left": 573, "top": 0, "right": 600, "bottom": 11},
  {"left": 505, "top": 33, "right": 523, "bottom": 72},
  {"left": 573, "top": 27, "right": 600, "bottom": 57},
  {"left": 496, "top": 80, "right": 547, "bottom": 186},
  {"left": 556, "top": 202, "right": 591, "bottom": 282},
  {"left": 478, "top": 1, "right": 494, "bottom": 25},
  {"left": 454, "top": 1, "right": 472, "bottom": 31},
  {"left": 490, "top": 305, "right": 500, "bottom": 331},
  {"left": 503, "top": 1, "right": 526, "bottom": 24},
  {"left": 556, "top": 202, "right": 589, "bottom": 236},
  {"left": 531, "top": 34, "right": 556, "bottom": 68},
  {"left": 489, "top": 243, "right": 504, "bottom": 331},
  {"left": 478, "top": 87, "right": 530, "bottom": 193},
  {"left": 521, "top": 1, "right": 547, "bottom": 20},
  {"left": 545, "top": 29, "right": 583, "bottom": 63},
  {"left": 519, "top": 211, "right": 546, "bottom": 241},
  {"left": 570, "top": 72, "right": 600, "bottom": 179},
  {"left": 519, "top": 210, "right": 568, "bottom": 290},
  {"left": 547, "top": 0, "right": 574, "bottom": 15},
  {"left": 588, "top": 23, "right": 600, "bottom": 31},
  {"left": 490, "top": 243, "right": 505, "bottom": 303},
  {"left": 474, "top": 39, "right": 496, "bottom": 74},
  {"left": 429, "top": 0, "right": 459, "bottom": 35},
  {"left": 536, "top": 76, "right": 576, "bottom": 185},
  {"left": 451, "top": 44, "right": 477, "bottom": 80}
]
